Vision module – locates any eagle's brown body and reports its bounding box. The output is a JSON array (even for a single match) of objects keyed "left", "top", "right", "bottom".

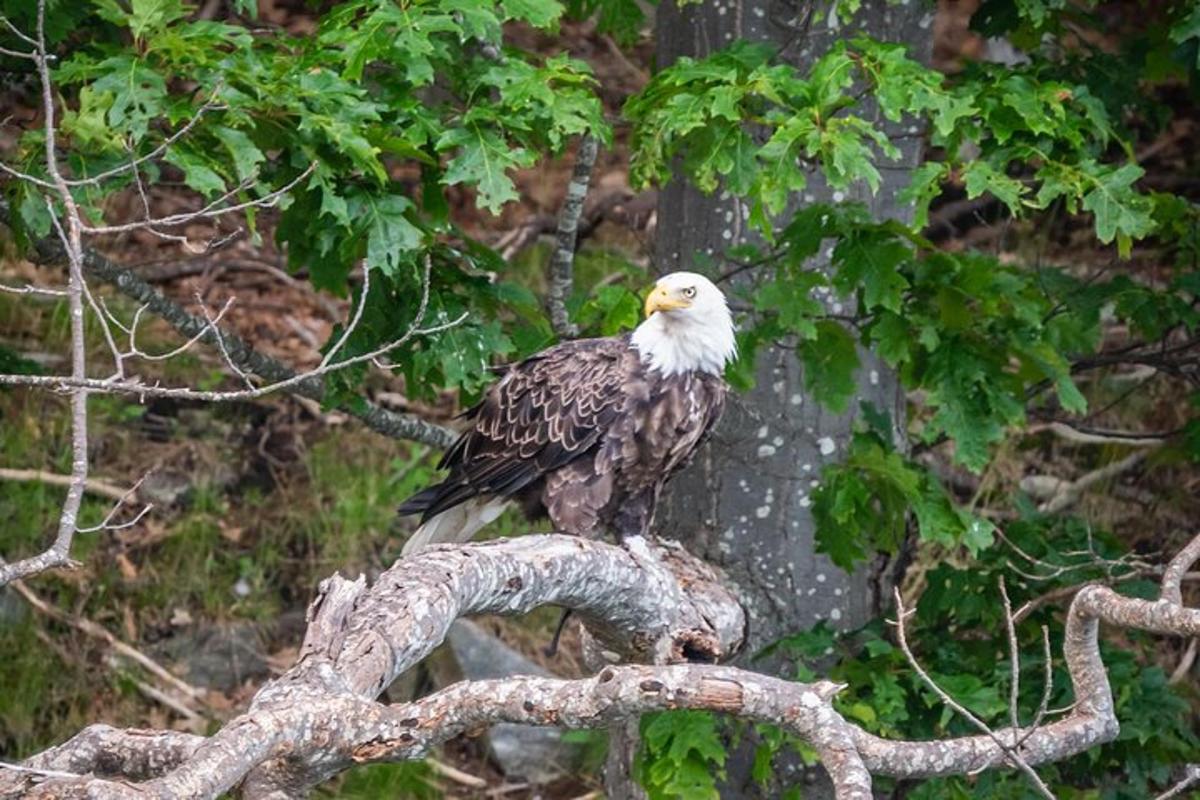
[{"left": 398, "top": 334, "right": 727, "bottom": 547}]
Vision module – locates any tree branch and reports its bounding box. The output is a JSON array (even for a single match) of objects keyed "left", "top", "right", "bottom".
[
  {"left": 0, "top": 0, "right": 92, "bottom": 587},
  {"left": 7, "top": 227, "right": 456, "bottom": 450},
  {"left": 7, "top": 530, "right": 1200, "bottom": 799},
  {"left": 546, "top": 134, "right": 598, "bottom": 339},
  {"left": 1, "top": 535, "right": 748, "bottom": 799}
]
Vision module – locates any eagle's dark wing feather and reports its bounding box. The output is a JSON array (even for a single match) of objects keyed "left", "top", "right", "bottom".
[{"left": 398, "top": 336, "right": 630, "bottom": 523}]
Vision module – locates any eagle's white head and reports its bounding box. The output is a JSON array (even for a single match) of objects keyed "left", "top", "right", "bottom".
[{"left": 631, "top": 271, "right": 737, "bottom": 377}]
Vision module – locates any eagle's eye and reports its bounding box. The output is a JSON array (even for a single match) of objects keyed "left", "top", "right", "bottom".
[{"left": 682, "top": 286, "right": 696, "bottom": 299}]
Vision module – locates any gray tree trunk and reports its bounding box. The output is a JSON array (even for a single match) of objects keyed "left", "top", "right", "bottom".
[{"left": 653, "top": 1, "right": 934, "bottom": 795}]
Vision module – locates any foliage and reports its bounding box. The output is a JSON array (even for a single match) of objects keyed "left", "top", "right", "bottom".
[
  {"left": 623, "top": 1, "right": 1200, "bottom": 564},
  {"left": 646, "top": 517, "right": 1200, "bottom": 798},
  {"left": 636, "top": 709, "right": 727, "bottom": 799},
  {"left": 3, "top": 0, "right": 608, "bottom": 400}
]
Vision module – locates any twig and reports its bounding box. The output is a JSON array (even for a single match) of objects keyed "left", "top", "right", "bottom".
[
  {"left": 0, "top": 281, "right": 67, "bottom": 297},
  {"left": 74, "top": 475, "right": 152, "bottom": 534},
  {"left": 9, "top": 577, "right": 207, "bottom": 704},
  {"left": 999, "top": 577, "right": 1020, "bottom": 732},
  {"left": 1168, "top": 638, "right": 1197, "bottom": 686},
  {"left": 6, "top": 233, "right": 457, "bottom": 449},
  {"left": 892, "top": 589, "right": 1056, "bottom": 799},
  {"left": 128, "top": 677, "right": 204, "bottom": 725},
  {"left": 128, "top": 297, "right": 235, "bottom": 363},
  {"left": 194, "top": 292, "right": 255, "bottom": 388},
  {"left": 63, "top": 93, "right": 225, "bottom": 188},
  {"left": 546, "top": 134, "right": 598, "bottom": 339},
  {"left": 81, "top": 165, "right": 316, "bottom": 236},
  {"left": 1039, "top": 451, "right": 1149, "bottom": 514},
  {"left": 0, "top": 0, "right": 93, "bottom": 587},
  {"left": 1155, "top": 765, "right": 1200, "bottom": 800},
  {"left": 0, "top": 13, "right": 38, "bottom": 46},
  {"left": 321, "top": 265, "right": 371, "bottom": 368},
  {"left": 426, "top": 758, "right": 487, "bottom": 789},
  {"left": 1027, "top": 627, "right": 1054, "bottom": 738},
  {"left": 0, "top": 258, "right": 466, "bottom": 402},
  {"left": 0, "top": 468, "right": 133, "bottom": 502}
]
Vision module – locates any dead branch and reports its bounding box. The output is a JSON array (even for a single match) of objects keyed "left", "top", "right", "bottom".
[
  {"left": 0, "top": 254, "right": 465, "bottom": 404},
  {"left": 10, "top": 228, "right": 456, "bottom": 449},
  {"left": 0, "top": 0, "right": 93, "bottom": 587},
  {"left": 1156, "top": 764, "right": 1200, "bottom": 799},
  {"left": 1, "top": 535, "right": 747, "bottom": 799},
  {"left": 0, "top": 6, "right": 431, "bottom": 586},
  {"left": 0, "top": 468, "right": 132, "bottom": 502},
  {"left": 5, "top": 530, "right": 1200, "bottom": 800},
  {"left": 893, "top": 587, "right": 1055, "bottom": 798},
  {"left": 10, "top": 576, "right": 208, "bottom": 708},
  {"left": 546, "top": 134, "right": 598, "bottom": 339},
  {"left": 1038, "top": 450, "right": 1149, "bottom": 514}
]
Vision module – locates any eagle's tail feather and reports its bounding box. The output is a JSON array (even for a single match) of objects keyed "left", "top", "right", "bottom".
[
  {"left": 396, "top": 485, "right": 442, "bottom": 518},
  {"left": 401, "top": 497, "right": 509, "bottom": 555}
]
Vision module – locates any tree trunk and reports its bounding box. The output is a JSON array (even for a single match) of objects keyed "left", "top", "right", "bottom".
[{"left": 653, "top": 0, "right": 934, "bottom": 795}]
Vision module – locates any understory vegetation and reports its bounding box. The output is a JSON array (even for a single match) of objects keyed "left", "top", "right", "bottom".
[{"left": 2, "top": 0, "right": 1199, "bottom": 797}]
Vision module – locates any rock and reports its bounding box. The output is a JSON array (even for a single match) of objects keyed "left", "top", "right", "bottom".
[
  {"left": 137, "top": 469, "right": 194, "bottom": 508},
  {"left": 447, "top": 619, "right": 584, "bottom": 783},
  {"left": 156, "top": 621, "right": 271, "bottom": 692},
  {"left": 0, "top": 588, "right": 27, "bottom": 626}
]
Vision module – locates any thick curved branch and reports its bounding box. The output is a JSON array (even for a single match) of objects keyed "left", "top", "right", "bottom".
[
  {"left": 8, "top": 532, "right": 1200, "bottom": 800},
  {"left": 2, "top": 536, "right": 746, "bottom": 799}
]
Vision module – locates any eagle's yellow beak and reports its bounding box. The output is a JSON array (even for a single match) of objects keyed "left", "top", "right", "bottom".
[{"left": 644, "top": 285, "right": 690, "bottom": 317}]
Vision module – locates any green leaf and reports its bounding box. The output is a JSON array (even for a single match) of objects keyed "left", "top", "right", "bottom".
[
  {"left": 129, "top": 0, "right": 188, "bottom": 41},
  {"left": 501, "top": 0, "right": 564, "bottom": 27},
  {"left": 962, "top": 160, "right": 1025, "bottom": 215},
  {"left": 164, "top": 146, "right": 225, "bottom": 198},
  {"left": 365, "top": 195, "right": 423, "bottom": 277},
  {"left": 213, "top": 126, "right": 266, "bottom": 182},
  {"left": 438, "top": 126, "right": 536, "bottom": 213},
  {"left": 833, "top": 233, "right": 910, "bottom": 313},
  {"left": 801, "top": 321, "right": 860, "bottom": 413},
  {"left": 1080, "top": 162, "right": 1156, "bottom": 247}
]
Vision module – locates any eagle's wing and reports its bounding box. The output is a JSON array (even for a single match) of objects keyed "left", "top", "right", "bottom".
[{"left": 398, "top": 337, "right": 631, "bottom": 526}]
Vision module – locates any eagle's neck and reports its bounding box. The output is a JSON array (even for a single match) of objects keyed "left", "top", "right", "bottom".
[{"left": 630, "top": 311, "right": 736, "bottom": 378}]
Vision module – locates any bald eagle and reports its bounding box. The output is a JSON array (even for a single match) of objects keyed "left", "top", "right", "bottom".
[{"left": 398, "top": 272, "right": 736, "bottom": 553}]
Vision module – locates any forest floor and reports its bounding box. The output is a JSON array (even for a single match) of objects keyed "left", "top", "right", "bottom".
[{"left": 2, "top": 1, "right": 1200, "bottom": 798}]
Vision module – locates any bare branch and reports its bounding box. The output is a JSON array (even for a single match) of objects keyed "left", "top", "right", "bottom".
[
  {"left": 0, "top": 468, "right": 133, "bottom": 502},
  {"left": 0, "top": 0, "right": 94, "bottom": 587},
  {"left": 546, "top": 133, "right": 598, "bottom": 339},
  {"left": 0, "top": 280, "right": 68, "bottom": 297},
  {"left": 0, "top": 13, "right": 38, "bottom": 46},
  {"left": 1161, "top": 531, "right": 1200, "bottom": 606},
  {"left": 0, "top": 306, "right": 467, "bottom": 401},
  {"left": 0, "top": 160, "right": 57, "bottom": 188},
  {"left": 1156, "top": 764, "right": 1200, "bottom": 799},
  {"left": 80, "top": 164, "right": 316, "bottom": 236},
  {"left": 999, "top": 577, "right": 1021, "bottom": 733},
  {"left": 1038, "top": 451, "right": 1149, "bottom": 514},
  {"left": 7, "top": 232, "right": 457, "bottom": 448},
  {"left": 8, "top": 531, "right": 1200, "bottom": 799},
  {"left": 1029, "top": 420, "right": 1168, "bottom": 447},
  {"left": 9, "top": 575, "right": 207, "bottom": 707},
  {"left": 321, "top": 264, "right": 372, "bottom": 368},
  {"left": 892, "top": 589, "right": 1056, "bottom": 799}
]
